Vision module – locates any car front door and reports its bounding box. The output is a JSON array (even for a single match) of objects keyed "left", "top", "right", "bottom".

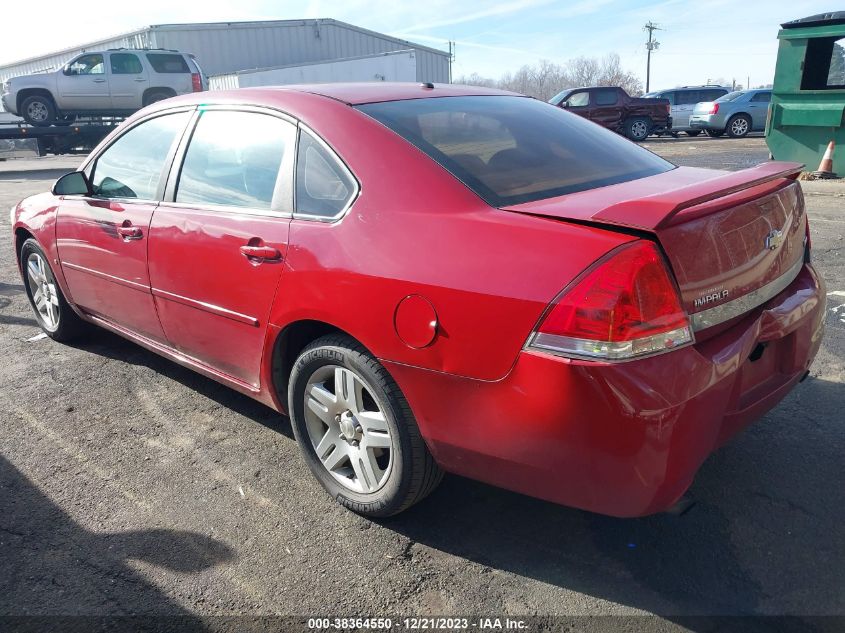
[
  {"left": 108, "top": 52, "right": 148, "bottom": 111},
  {"left": 56, "top": 54, "right": 110, "bottom": 111},
  {"left": 748, "top": 91, "right": 771, "bottom": 129},
  {"left": 55, "top": 109, "right": 193, "bottom": 342},
  {"left": 562, "top": 90, "right": 590, "bottom": 120},
  {"left": 148, "top": 108, "right": 296, "bottom": 388}
]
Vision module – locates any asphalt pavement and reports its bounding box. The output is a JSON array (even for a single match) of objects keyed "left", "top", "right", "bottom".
[{"left": 0, "top": 138, "right": 842, "bottom": 630}]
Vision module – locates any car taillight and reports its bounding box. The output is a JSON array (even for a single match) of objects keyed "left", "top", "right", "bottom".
[
  {"left": 708, "top": 103, "right": 720, "bottom": 115},
  {"left": 527, "top": 241, "right": 693, "bottom": 361},
  {"left": 191, "top": 73, "right": 202, "bottom": 92}
]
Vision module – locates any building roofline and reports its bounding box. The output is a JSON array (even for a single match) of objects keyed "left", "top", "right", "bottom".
[{"left": 0, "top": 18, "right": 450, "bottom": 71}]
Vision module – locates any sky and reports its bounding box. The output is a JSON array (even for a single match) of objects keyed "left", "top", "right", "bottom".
[{"left": 0, "top": 0, "right": 836, "bottom": 90}]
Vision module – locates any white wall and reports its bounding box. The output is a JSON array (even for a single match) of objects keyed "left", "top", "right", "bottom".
[{"left": 210, "top": 51, "right": 418, "bottom": 89}]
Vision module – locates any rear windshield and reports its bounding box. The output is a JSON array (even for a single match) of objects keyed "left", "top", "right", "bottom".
[
  {"left": 357, "top": 95, "right": 674, "bottom": 207},
  {"left": 716, "top": 91, "right": 744, "bottom": 102},
  {"left": 146, "top": 53, "right": 190, "bottom": 73}
]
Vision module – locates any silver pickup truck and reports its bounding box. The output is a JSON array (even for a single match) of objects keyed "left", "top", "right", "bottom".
[{"left": 1, "top": 48, "right": 207, "bottom": 126}]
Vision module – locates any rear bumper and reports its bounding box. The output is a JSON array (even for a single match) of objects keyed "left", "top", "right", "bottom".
[
  {"left": 689, "top": 114, "right": 724, "bottom": 129},
  {"left": 386, "top": 263, "right": 825, "bottom": 517}
]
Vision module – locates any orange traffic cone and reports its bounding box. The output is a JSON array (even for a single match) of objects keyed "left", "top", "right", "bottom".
[{"left": 812, "top": 140, "right": 838, "bottom": 179}]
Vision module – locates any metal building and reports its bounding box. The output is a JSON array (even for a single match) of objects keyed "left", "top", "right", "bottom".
[{"left": 0, "top": 18, "right": 451, "bottom": 87}]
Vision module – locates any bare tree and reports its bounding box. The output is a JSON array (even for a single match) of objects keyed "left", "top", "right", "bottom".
[{"left": 456, "top": 53, "right": 642, "bottom": 100}]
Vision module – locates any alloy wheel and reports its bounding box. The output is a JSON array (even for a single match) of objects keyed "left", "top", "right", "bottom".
[
  {"left": 303, "top": 365, "right": 394, "bottom": 494},
  {"left": 26, "top": 252, "right": 60, "bottom": 331},
  {"left": 730, "top": 117, "right": 749, "bottom": 136},
  {"left": 631, "top": 120, "right": 648, "bottom": 139}
]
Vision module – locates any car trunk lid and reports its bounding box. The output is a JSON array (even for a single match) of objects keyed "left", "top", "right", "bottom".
[{"left": 501, "top": 162, "right": 807, "bottom": 334}]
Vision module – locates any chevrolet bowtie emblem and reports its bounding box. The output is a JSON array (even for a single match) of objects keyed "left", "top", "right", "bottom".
[{"left": 765, "top": 229, "right": 784, "bottom": 251}]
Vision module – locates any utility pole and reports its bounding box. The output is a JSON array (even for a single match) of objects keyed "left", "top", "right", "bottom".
[
  {"left": 644, "top": 21, "right": 661, "bottom": 92},
  {"left": 448, "top": 40, "right": 455, "bottom": 84}
]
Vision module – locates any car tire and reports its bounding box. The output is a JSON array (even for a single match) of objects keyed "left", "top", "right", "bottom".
[
  {"left": 20, "top": 95, "right": 56, "bottom": 127},
  {"left": 20, "top": 238, "right": 87, "bottom": 342},
  {"left": 288, "top": 334, "right": 443, "bottom": 517},
  {"left": 143, "top": 90, "right": 173, "bottom": 107},
  {"left": 727, "top": 114, "right": 751, "bottom": 138},
  {"left": 705, "top": 129, "right": 725, "bottom": 138},
  {"left": 685, "top": 130, "right": 702, "bottom": 137},
  {"left": 623, "top": 117, "right": 651, "bottom": 142}
]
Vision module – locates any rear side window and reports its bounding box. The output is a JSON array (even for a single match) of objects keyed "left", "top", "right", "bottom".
[
  {"left": 147, "top": 53, "right": 190, "bottom": 73},
  {"left": 750, "top": 91, "right": 771, "bottom": 103},
  {"left": 91, "top": 111, "right": 191, "bottom": 200},
  {"left": 675, "top": 90, "right": 701, "bottom": 105},
  {"left": 594, "top": 89, "right": 618, "bottom": 106},
  {"left": 111, "top": 53, "right": 143, "bottom": 75},
  {"left": 295, "top": 130, "right": 357, "bottom": 219},
  {"left": 176, "top": 110, "right": 295, "bottom": 210},
  {"left": 358, "top": 96, "right": 674, "bottom": 207},
  {"left": 703, "top": 89, "right": 726, "bottom": 100}
]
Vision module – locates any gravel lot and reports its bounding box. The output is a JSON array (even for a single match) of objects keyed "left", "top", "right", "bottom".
[{"left": 1, "top": 137, "right": 843, "bottom": 629}]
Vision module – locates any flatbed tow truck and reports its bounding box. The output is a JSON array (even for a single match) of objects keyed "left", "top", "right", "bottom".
[{"left": 0, "top": 117, "right": 122, "bottom": 156}]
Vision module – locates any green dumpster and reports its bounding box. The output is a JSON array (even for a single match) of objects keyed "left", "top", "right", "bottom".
[{"left": 767, "top": 12, "right": 845, "bottom": 174}]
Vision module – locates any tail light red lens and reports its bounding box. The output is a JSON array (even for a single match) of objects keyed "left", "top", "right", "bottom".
[
  {"left": 708, "top": 103, "right": 720, "bottom": 115},
  {"left": 528, "top": 241, "right": 693, "bottom": 360},
  {"left": 191, "top": 73, "right": 203, "bottom": 92}
]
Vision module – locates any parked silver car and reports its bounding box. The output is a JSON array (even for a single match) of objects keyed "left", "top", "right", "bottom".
[
  {"left": 688, "top": 89, "right": 771, "bottom": 138},
  {"left": 1, "top": 48, "right": 207, "bottom": 126},
  {"left": 643, "top": 85, "right": 729, "bottom": 135}
]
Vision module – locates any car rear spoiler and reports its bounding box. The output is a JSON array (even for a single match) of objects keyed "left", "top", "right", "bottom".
[{"left": 594, "top": 162, "right": 804, "bottom": 230}]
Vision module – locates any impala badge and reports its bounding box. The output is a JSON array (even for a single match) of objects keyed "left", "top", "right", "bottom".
[{"left": 766, "top": 229, "right": 784, "bottom": 251}]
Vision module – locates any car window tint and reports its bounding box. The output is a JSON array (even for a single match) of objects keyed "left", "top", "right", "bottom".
[
  {"left": 594, "top": 89, "right": 617, "bottom": 106},
  {"left": 358, "top": 95, "right": 674, "bottom": 207},
  {"left": 295, "top": 130, "right": 357, "bottom": 218},
  {"left": 566, "top": 92, "right": 589, "bottom": 107},
  {"left": 111, "top": 53, "right": 143, "bottom": 75},
  {"left": 751, "top": 91, "right": 771, "bottom": 103},
  {"left": 65, "top": 54, "right": 104, "bottom": 76},
  {"left": 676, "top": 90, "right": 700, "bottom": 105},
  {"left": 91, "top": 112, "right": 190, "bottom": 200},
  {"left": 176, "top": 111, "right": 292, "bottom": 210},
  {"left": 717, "top": 91, "right": 744, "bottom": 102},
  {"left": 147, "top": 54, "right": 190, "bottom": 73}
]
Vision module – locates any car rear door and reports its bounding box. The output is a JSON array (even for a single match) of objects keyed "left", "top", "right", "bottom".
[
  {"left": 56, "top": 54, "right": 110, "bottom": 110},
  {"left": 107, "top": 52, "right": 148, "bottom": 110},
  {"left": 148, "top": 107, "right": 296, "bottom": 388},
  {"left": 672, "top": 90, "right": 699, "bottom": 129},
  {"left": 748, "top": 91, "right": 771, "bottom": 129},
  {"left": 55, "top": 109, "right": 193, "bottom": 342},
  {"left": 589, "top": 88, "right": 621, "bottom": 128}
]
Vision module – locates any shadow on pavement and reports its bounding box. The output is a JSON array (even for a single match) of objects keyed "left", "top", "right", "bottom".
[
  {"left": 0, "top": 454, "right": 235, "bottom": 617},
  {"left": 387, "top": 376, "right": 844, "bottom": 627}
]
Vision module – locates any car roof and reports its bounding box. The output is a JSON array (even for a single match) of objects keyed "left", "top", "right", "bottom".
[{"left": 254, "top": 82, "right": 522, "bottom": 105}]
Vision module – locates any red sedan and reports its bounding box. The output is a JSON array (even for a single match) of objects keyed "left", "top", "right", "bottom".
[{"left": 11, "top": 83, "right": 824, "bottom": 517}]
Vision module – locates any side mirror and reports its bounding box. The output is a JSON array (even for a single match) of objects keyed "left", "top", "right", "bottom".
[
  {"left": 52, "top": 171, "right": 91, "bottom": 196},
  {"left": 560, "top": 101, "right": 569, "bottom": 108}
]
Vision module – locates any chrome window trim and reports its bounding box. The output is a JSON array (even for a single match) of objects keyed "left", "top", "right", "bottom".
[
  {"left": 689, "top": 255, "right": 805, "bottom": 332},
  {"left": 293, "top": 122, "right": 360, "bottom": 224}
]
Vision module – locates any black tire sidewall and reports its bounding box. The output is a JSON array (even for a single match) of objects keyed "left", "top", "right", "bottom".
[
  {"left": 288, "top": 340, "right": 414, "bottom": 517},
  {"left": 727, "top": 115, "right": 750, "bottom": 138},
  {"left": 21, "top": 95, "right": 56, "bottom": 126},
  {"left": 625, "top": 117, "right": 651, "bottom": 141}
]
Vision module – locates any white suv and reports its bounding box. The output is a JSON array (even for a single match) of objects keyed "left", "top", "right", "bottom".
[{"left": 1, "top": 49, "right": 207, "bottom": 126}]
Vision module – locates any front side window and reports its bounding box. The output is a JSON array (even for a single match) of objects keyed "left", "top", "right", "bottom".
[
  {"left": 176, "top": 110, "right": 294, "bottom": 210},
  {"left": 65, "top": 54, "right": 104, "bottom": 76},
  {"left": 91, "top": 111, "right": 190, "bottom": 200},
  {"left": 566, "top": 92, "right": 589, "bottom": 107},
  {"left": 111, "top": 53, "right": 143, "bottom": 75},
  {"left": 295, "top": 130, "right": 357, "bottom": 219},
  {"left": 358, "top": 95, "right": 674, "bottom": 207}
]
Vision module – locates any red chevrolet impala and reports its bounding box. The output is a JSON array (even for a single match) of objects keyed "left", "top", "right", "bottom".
[{"left": 11, "top": 83, "right": 824, "bottom": 517}]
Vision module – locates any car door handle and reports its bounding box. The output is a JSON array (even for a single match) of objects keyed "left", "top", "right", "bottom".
[
  {"left": 116, "top": 225, "right": 143, "bottom": 240},
  {"left": 133, "top": 77, "right": 147, "bottom": 82},
  {"left": 240, "top": 245, "right": 282, "bottom": 261},
  {"left": 92, "top": 78, "right": 106, "bottom": 83}
]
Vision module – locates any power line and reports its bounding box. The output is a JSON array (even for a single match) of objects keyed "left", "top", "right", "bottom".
[{"left": 644, "top": 21, "right": 662, "bottom": 92}]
